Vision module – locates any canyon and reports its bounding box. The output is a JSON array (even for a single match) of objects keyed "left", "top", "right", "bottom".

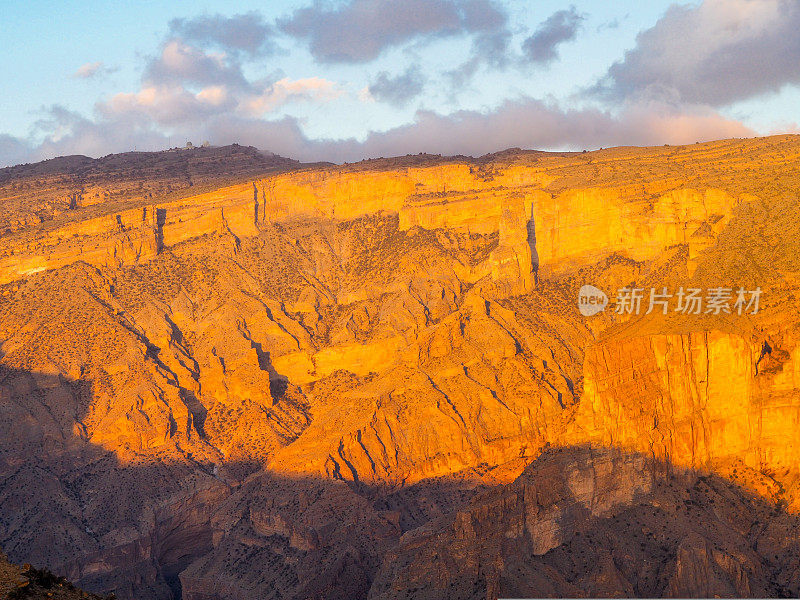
[{"left": 0, "top": 136, "right": 799, "bottom": 598}]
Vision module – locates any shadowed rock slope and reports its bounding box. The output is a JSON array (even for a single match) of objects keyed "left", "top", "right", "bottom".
[
  {"left": 0, "top": 551, "right": 112, "bottom": 599},
  {"left": 0, "top": 135, "right": 799, "bottom": 598},
  {"left": 370, "top": 446, "right": 800, "bottom": 599}
]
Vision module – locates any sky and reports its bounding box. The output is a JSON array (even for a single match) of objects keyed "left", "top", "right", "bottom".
[{"left": 1, "top": 0, "right": 799, "bottom": 167}]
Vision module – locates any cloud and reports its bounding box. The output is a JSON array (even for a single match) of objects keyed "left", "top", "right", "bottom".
[
  {"left": 98, "top": 76, "right": 341, "bottom": 126},
  {"left": 1, "top": 96, "right": 755, "bottom": 169},
  {"left": 0, "top": 2, "right": 765, "bottom": 169},
  {"left": 769, "top": 121, "right": 800, "bottom": 135},
  {"left": 242, "top": 77, "right": 343, "bottom": 115},
  {"left": 3, "top": 105, "right": 179, "bottom": 166},
  {"left": 279, "top": 0, "right": 508, "bottom": 63},
  {"left": 596, "top": 14, "right": 628, "bottom": 33},
  {"left": 143, "top": 39, "right": 252, "bottom": 90},
  {"left": 522, "top": 7, "right": 583, "bottom": 64},
  {"left": 73, "top": 61, "right": 117, "bottom": 79},
  {"left": 471, "top": 27, "right": 512, "bottom": 68},
  {"left": 168, "top": 12, "right": 278, "bottom": 57},
  {"left": 358, "top": 87, "right": 375, "bottom": 103},
  {"left": 596, "top": 0, "right": 800, "bottom": 106},
  {"left": 446, "top": 27, "right": 512, "bottom": 88},
  {"left": 87, "top": 21, "right": 343, "bottom": 131},
  {"left": 448, "top": 6, "right": 579, "bottom": 87},
  {"left": 368, "top": 66, "right": 426, "bottom": 106},
  {"left": 99, "top": 85, "right": 233, "bottom": 126},
  {"left": 0, "top": 134, "right": 33, "bottom": 167},
  {"left": 318, "top": 99, "right": 754, "bottom": 160}
]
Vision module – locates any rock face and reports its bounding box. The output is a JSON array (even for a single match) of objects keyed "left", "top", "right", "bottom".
[
  {"left": 369, "top": 446, "right": 800, "bottom": 599},
  {"left": 0, "top": 144, "right": 300, "bottom": 237},
  {"left": 0, "top": 135, "right": 799, "bottom": 598},
  {"left": 0, "top": 550, "right": 111, "bottom": 599}
]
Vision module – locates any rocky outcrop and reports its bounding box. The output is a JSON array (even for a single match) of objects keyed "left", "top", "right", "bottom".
[
  {"left": 0, "top": 144, "right": 299, "bottom": 236},
  {"left": 568, "top": 328, "right": 800, "bottom": 507},
  {"left": 369, "top": 446, "right": 800, "bottom": 599},
  {"left": 0, "top": 550, "right": 112, "bottom": 600}
]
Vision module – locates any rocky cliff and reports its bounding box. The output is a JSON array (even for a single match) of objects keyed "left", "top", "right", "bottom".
[
  {"left": 0, "top": 550, "right": 112, "bottom": 599},
  {"left": 0, "top": 135, "right": 799, "bottom": 598},
  {"left": 370, "top": 446, "right": 800, "bottom": 599}
]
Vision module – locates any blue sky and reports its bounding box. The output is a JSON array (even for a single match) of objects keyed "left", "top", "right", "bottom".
[{"left": 1, "top": 0, "right": 799, "bottom": 166}]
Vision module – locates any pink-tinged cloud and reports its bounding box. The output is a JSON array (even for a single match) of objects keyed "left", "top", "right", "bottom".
[
  {"left": 242, "top": 78, "right": 343, "bottom": 116},
  {"left": 73, "top": 61, "right": 117, "bottom": 79},
  {"left": 99, "top": 76, "right": 342, "bottom": 127},
  {"left": 100, "top": 85, "right": 232, "bottom": 126},
  {"left": 94, "top": 32, "right": 344, "bottom": 128}
]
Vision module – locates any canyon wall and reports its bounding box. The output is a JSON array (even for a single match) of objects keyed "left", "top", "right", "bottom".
[
  {"left": 0, "top": 135, "right": 799, "bottom": 599},
  {"left": 0, "top": 158, "right": 747, "bottom": 293}
]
